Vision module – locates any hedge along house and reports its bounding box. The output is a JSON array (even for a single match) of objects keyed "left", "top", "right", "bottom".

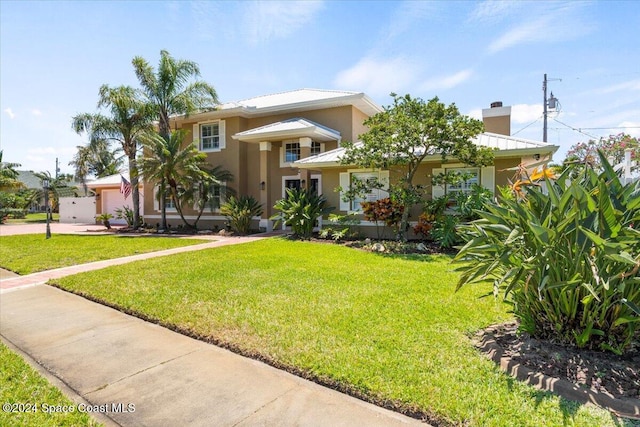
[
  {"left": 142, "top": 89, "right": 381, "bottom": 230},
  {"left": 295, "top": 101, "right": 559, "bottom": 236}
]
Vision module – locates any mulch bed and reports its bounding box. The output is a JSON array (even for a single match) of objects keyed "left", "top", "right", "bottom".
[{"left": 477, "top": 322, "right": 640, "bottom": 419}]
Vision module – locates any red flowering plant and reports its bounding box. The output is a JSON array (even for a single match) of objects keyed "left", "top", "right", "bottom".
[{"left": 361, "top": 198, "right": 404, "bottom": 239}]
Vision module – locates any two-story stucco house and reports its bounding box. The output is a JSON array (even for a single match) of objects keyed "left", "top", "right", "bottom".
[{"left": 143, "top": 90, "right": 559, "bottom": 232}]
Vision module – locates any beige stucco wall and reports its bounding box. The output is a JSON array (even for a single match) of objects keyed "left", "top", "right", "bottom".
[{"left": 143, "top": 105, "right": 372, "bottom": 228}]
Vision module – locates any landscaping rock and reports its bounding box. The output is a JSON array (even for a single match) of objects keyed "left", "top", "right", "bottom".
[{"left": 371, "top": 242, "right": 386, "bottom": 252}]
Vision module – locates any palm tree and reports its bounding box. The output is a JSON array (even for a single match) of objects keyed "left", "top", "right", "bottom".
[
  {"left": 182, "top": 165, "right": 235, "bottom": 229},
  {"left": 132, "top": 50, "right": 219, "bottom": 140},
  {"left": 72, "top": 85, "right": 153, "bottom": 228},
  {"left": 0, "top": 150, "right": 22, "bottom": 190},
  {"left": 69, "top": 139, "right": 124, "bottom": 188},
  {"left": 139, "top": 130, "right": 210, "bottom": 229}
]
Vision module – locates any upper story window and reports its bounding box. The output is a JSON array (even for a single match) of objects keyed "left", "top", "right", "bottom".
[
  {"left": 285, "top": 143, "right": 300, "bottom": 163},
  {"left": 311, "top": 141, "right": 321, "bottom": 156},
  {"left": 201, "top": 123, "right": 220, "bottom": 151}
]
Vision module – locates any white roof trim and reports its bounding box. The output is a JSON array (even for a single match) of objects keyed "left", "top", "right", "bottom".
[
  {"left": 170, "top": 89, "right": 382, "bottom": 123},
  {"left": 296, "top": 132, "right": 559, "bottom": 169},
  {"left": 232, "top": 118, "right": 341, "bottom": 142}
]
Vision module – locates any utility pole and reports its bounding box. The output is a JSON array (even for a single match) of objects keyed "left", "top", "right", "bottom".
[{"left": 542, "top": 74, "right": 560, "bottom": 143}]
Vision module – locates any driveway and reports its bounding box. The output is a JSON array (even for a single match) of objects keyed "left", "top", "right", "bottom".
[{"left": 0, "top": 222, "right": 124, "bottom": 236}]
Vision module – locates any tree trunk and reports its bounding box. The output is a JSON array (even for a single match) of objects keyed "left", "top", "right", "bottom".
[{"left": 129, "top": 155, "right": 140, "bottom": 229}]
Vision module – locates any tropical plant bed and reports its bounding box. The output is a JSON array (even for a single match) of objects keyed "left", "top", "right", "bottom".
[
  {"left": 303, "top": 236, "right": 458, "bottom": 255},
  {"left": 477, "top": 322, "right": 639, "bottom": 410}
]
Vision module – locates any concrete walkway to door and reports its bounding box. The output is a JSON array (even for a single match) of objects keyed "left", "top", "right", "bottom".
[{"left": 0, "top": 225, "right": 428, "bottom": 427}]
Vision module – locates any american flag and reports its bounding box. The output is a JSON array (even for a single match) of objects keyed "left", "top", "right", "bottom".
[{"left": 120, "top": 175, "right": 132, "bottom": 200}]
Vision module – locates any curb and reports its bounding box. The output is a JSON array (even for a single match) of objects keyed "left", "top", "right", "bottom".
[{"left": 474, "top": 326, "right": 640, "bottom": 420}]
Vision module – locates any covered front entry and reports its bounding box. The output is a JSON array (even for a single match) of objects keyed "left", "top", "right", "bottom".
[{"left": 232, "top": 118, "right": 340, "bottom": 231}]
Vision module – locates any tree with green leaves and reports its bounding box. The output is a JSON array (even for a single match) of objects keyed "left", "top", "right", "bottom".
[
  {"left": 132, "top": 50, "right": 219, "bottom": 140},
  {"left": 564, "top": 133, "right": 639, "bottom": 174},
  {"left": 181, "top": 164, "right": 235, "bottom": 229},
  {"left": 139, "top": 130, "right": 220, "bottom": 229},
  {"left": 72, "top": 85, "right": 153, "bottom": 228},
  {"left": 341, "top": 94, "right": 493, "bottom": 240},
  {"left": 69, "top": 139, "right": 124, "bottom": 186},
  {"left": 0, "top": 150, "right": 22, "bottom": 190}
]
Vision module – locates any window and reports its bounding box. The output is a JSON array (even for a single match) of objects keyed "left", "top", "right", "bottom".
[
  {"left": 339, "top": 170, "right": 389, "bottom": 212},
  {"left": 311, "top": 141, "right": 321, "bottom": 156},
  {"left": 445, "top": 168, "right": 479, "bottom": 196},
  {"left": 285, "top": 143, "right": 300, "bottom": 163},
  {"left": 205, "top": 184, "right": 224, "bottom": 211},
  {"left": 164, "top": 195, "right": 175, "bottom": 210},
  {"left": 201, "top": 123, "right": 220, "bottom": 151}
]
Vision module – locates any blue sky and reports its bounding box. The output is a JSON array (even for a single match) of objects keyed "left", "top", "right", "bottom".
[{"left": 1, "top": 0, "right": 639, "bottom": 176}]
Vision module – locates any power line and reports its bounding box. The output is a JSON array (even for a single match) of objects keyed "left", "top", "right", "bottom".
[
  {"left": 512, "top": 114, "right": 543, "bottom": 136},
  {"left": 551, "top": 118, "right": 600, "bottom": 140}
]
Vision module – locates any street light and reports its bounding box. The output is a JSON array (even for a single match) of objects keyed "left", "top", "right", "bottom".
[{"left": 43, "top": 179, "right": 51, "bottom": 239}]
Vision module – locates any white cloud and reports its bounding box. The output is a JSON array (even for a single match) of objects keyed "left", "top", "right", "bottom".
[
  {"left": 4, "top": 108, "right": 15, "bottom": 119},
  {"left": 243, "top": 1, "right": 324, "bottom": 45},
  {"left": 488, "top": 17, "right": 553, "bottom": 54},
  {"left": 486, "top": 2, "right": 592, "bottom": 54},
  {"left": 333, "top": 56, "right": 420, "bottom": 98},
  {"left": 596, "top": 79, "right": 640, "bottom": 95},
  {"left": 419, "top": 69, "right": 473, "bottom": 92},
  {"left": 385, "top": 1, "right": 437, "bottom": 40},
  {"left": 619, "top": 121, "right": 640, "bottom": 138},
  {"left": 467, "top": 108, "right": 483, "bottom": 121},
  {"left": 31, "top": 109, "right": 42, "bottom": 117},
  {"left": 467, "top": 0, "right": 522, "bottom": 24},
  {"left": 511, "top": 104, "right": 543, "bottom": 124}
]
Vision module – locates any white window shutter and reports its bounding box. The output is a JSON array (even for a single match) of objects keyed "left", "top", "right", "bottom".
[
  {"left": 432, "top": 168, "right": 445, "bottom": 198},
  {"left": 481, "top": 166, "right": 495, "bottom": 194},
  {"left": 339, "top": 172, "right": 350, "bottom": 211},
  {"left": 153, "top": 187, "right": 159, "bottom": 211},
  {"left": 218, "top": 120, "right": 226, "bottom": 150},
  {"left": 192, "top": 124, "right": 199, "bottom": 150},
  {"left": 378, "top": 170, "right": 390, "bottom": 199}
]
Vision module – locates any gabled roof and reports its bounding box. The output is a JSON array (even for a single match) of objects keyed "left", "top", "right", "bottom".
[
  {"left": 296, "top": 132, "right": 559, "bottom": 169},
  {"left": 171, "top": 89, "right": 382, "bottom": 123},
  {"left": 232, "top": 118, "right": 341, "bottom": 143},
  {"left": 16, "top": 170, "right": 43, "bottom": 189}
]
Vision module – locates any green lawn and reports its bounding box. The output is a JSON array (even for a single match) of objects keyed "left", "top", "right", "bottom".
[
  {"left": 4, "top": 213, "right": 59, "bottom": 224},
  {"left": 0, "top": 342, "right": 101, "bottom": 427},
  {"left": 52, "top": 239, "right": 622, "bottom": 427},
  {"left": 0, "top": 234, "right": 207, "bottom": 274}
]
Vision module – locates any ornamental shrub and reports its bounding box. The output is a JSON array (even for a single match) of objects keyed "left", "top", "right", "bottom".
[
  {"left": 455, "top": 153, "right": 640, "bottom": 354},
  {"left": 361, "top": 197, "right": 404, "bottom": 239},
  {"left": 221, "top": 195, "right": 263, "bottom": 235},
  {"left": 271, "top": 188, "right": 334, "bottom": 239}
]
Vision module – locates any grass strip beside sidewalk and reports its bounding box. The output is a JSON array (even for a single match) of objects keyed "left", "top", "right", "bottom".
[
  {"left": 0, "top": 234, "right": 206, "bottom": 275},
  {"left": 0, "top": 342, "right": 101, "bottom": 427},
  {"left": 52, "top": 239, "right": 621, "bottom": 426}
]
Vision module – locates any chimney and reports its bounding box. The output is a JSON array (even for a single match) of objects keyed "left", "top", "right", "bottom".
[{"left": 482, "top": 101, "right": 511, "bottom": 136}]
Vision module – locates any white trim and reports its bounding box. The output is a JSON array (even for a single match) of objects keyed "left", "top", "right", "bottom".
[
  {"left": 153, "top": 186, "right": 177, "bottom": 212},
  {"left": 259, "top": 141, "right": 272, "bottom": 151},
  {"left": 280, "top": 174, "right": 321, "bottom": 198},
  {"left": 193, "top": 119, "right": 226, "bottom": 152},
  {"left": 339, "top": 169, "right": 389, "bottom": 213}
]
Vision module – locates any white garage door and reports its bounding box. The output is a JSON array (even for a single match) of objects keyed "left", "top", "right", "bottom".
[{"left": 102, "top": 190, "right": 143, "bottom": 225}]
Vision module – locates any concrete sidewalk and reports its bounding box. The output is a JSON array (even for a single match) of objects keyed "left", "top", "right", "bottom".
[{"left": 0, "top": 233, "right": 427, "bottom": 426}]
